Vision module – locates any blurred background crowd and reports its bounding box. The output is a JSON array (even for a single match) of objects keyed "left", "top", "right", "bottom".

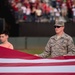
[{"left": 8, "top": 0, "right": 75, "bottom": 23}]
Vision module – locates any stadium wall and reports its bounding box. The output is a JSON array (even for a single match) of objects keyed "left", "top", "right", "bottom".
[
  {"left": 19, "top": 21, "right": 75, "bottom": 37},
  {"left": 9, "top": 37, "right": 75, "bottom": 50}
]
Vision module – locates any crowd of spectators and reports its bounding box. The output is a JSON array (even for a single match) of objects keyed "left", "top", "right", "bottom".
[{"left": 8, "top": 0, "right": 75, "bottom": 23}]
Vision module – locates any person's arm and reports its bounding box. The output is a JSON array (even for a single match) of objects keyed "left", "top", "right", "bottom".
[
  {"left": 38, "top": 39, "right": 51, "bottom": 58},
  {"left": 67, "top": 37, "right": 75, "bottom": 55}
]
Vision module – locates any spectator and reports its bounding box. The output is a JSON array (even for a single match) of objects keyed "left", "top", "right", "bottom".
[
  {"left": 61, "top": 1, "right": 68, "bottom": 21},
  {"left": 35, "top": 6, "right": 42, "bottom": 22},
  {"left": 50, "top": 6, "right": 55, "bottom": 22},
  {"left": 20, "top": 4, "right": 27, "bottom": 21},
  {"left": 66, "top": 0, "right": 73, "bottom": 19},
  {"left": 54, "top": 5, "right": 61, "bottom": 23},
  {"left": 72, "top": 2, "right": 75, "bottom": 22},
  {"left": 16, "top": 0, "right": 23, "bottom": 21},
  {"left": 25, "top": 5, "right": 31, "bottom": 22},
  {"left": 31, "top": 6, "right": 36, "bottom": 22},
  {"left": 11, "top": 1, "right": 19, "bottom": 21}
]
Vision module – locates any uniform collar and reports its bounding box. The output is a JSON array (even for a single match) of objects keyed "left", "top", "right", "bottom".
[{"left": 54, "top": 32, "right": 66, "bottom": 40}]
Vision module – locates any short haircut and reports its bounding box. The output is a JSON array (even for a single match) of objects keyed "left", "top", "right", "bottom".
[{"left": 0, "top": 30, "right": 9, "bottom": 35}]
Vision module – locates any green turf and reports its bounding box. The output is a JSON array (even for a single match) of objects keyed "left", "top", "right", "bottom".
[
  {"left": 18, "top": 49, "right": 51, "bottom": 58},
  {"left": 18, "top": 49, "right": 44, "bottom": 54}
]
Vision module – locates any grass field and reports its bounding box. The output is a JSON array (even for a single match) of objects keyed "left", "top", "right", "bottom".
[
  {"left": 18, "top": 49, "right": 51, "bottom": 58},
  {"left": 18, "top": 49, "right": 44, "bottom": 55}
]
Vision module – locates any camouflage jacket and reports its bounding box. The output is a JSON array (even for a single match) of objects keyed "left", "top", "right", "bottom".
[{"left": 39, "top": 33, "right": 75, "bottom": 58}]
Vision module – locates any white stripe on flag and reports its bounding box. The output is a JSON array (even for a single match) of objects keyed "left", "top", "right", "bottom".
[
  {"left": 0, "top": 58, "right": 75, "bottom": 63},
  {"left": 0, "top": 66, "right": 75, "bottom": 73}
]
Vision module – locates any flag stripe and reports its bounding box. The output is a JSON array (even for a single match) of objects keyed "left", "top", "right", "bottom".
[
  {"left": 0, "top": 46, "right": 41, "bottom": 59},
  {"left": 0, "top": 62, "right": 75, "bottom": 67},
  {"left": 0, "top": 73, "right": 75, "bottom": 75},
  {"left": 0, "top": 58, "right": 75, "bottom": 63},
  {"left": 0, "top": 66, "right": 75, "bottom": 73}
]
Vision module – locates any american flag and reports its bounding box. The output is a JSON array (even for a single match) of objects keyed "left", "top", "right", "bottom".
[{"left": 0, "top": 46, "right": 75, "bottom": 75}]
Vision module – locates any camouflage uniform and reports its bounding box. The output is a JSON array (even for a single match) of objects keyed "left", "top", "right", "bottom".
[{"left": 39, "top": 33, "right": 75, "bottom": 58}]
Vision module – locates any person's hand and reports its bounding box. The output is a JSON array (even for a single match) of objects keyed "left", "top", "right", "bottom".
[
  {"left": 63, "top": 55, "right": 66, "bottom": 56},
  {"left": 34, "top": 54, "right": 39, "bottom": 56}
]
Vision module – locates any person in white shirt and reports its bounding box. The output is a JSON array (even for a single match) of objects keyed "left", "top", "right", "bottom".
[
  {"left": 54, "top": 6, "right": 61, "bottom": 23},
  {"left": 21, "top": 4, "right": 27, "bottom": 20},
  {"left": 26, "top": 6, "right": 31, "bottom": 22}
]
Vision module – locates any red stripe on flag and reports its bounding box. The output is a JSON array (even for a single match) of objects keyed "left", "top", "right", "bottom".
[
  {"left": 0, "top": 73, "right": 75, "bottom": 75},
  {"left": 0, "top": 46, "right": 41, "bottom": 59},
  {"left": 0, "top": 62, "right": 75, "bottom": 67}
]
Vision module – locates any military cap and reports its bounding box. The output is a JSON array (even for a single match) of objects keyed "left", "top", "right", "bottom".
[{"left": 55, "top": 21, "right": 65, "bottom": 26}]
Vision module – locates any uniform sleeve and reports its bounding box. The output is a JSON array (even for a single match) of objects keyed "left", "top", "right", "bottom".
[
  {"left": 67, "top": 37, "right": 75, "bottom": 55},
  {"left": 39, "top": 39, "right": 51, "bottom": 58}
]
